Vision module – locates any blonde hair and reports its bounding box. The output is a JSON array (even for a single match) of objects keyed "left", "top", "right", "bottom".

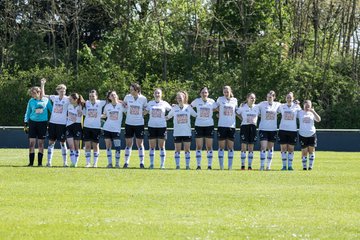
[
  {"left": 177, "top": 91, "right": 189, "bottom": 104},
  {"left": 223, "top": 86, "right": 234, "bottom": 98},
  {"left": 28, "top": 86, "right": 41, "bottom": 95},
  {"left": 56, "top": 84, "right": 67, "bottom": 91}
]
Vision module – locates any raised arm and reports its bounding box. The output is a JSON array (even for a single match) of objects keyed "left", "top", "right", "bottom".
[
  {"left": 40, "top": 78, "right": 47, "bottom": 98},
  {"left": 310, "top": 108, "right": 321, "bottom": 122}
]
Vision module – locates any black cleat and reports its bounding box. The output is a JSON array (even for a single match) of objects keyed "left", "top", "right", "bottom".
[
  {"left": 241, "top": 166, "right": 246, "bottom": 170},
  {"left": 207, "top": 166, "right": 212, "bottom": 170},
  {"left": 308, "top": 167, "right": 312, "bottom": 171},
  {"left": 303, "top": 168, "right": 307, "bottom": 170},
  {"left": 248, "top": 166, "right": 252, "bottom": 170},
  {"left": 123, "top": 163, "right": 128, "bottom": 169},
  {"left": 140, "top": 163, "right": 145, "bottom": 169},
  {"left": 196, "top": 166, "right": 201, "bottom": 170}
]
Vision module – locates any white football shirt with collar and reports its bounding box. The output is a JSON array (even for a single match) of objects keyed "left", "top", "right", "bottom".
[
  {"left": 146, "top": 100, "right": 172, "bottom": 128},
  {"left": 258, "top": 101, "right": 281, "bottom": 131},
  {"left": 49, "top": 95, "right": 69, "bottom": 125},
  {"left": 191, "top": 98, "right": 216, "bottom": 127},
  {"left": 278, "top": 102, "right": 301, "bottom": 131},
  {"left": 66, "top": 104, "right": 83, "bottom": 126},
  {"left": 216, "top": 96, "right": 238, "bottom": 128},
  {"left": 236, "top": 103, "right": 259, "bottom": 126},
  {"left": 298, "top": 110, "right": 316, "bottom": 137},
  {"left": 103, "top": 103, "right": 125, "bottom": 133},
  {"left": 83, "top": 100, "right": 107, "bottom": 129},
  {"left": 124, "top": 94, "right": 147, "bottom": 126},
  {"left": 167, "top": 104, "right": 197, "bottom": 137}
]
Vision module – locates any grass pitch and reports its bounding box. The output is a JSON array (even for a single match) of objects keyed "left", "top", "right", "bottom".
[{"left": 0, "top": 149, "right": 359, "bottom": 239}]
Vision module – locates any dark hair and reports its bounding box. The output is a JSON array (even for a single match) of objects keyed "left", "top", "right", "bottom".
[
  {"left": 70, "top": 93, "right": 85, "bottom": 107},
  {"left": 106, "top": 90, "right": 117, "bottom": 103},
  {"left": 89, "top": 89, "right": 98, "bottom": 96},
  {"left": 131, "top": 83, "right": 141, "bottom": 93},
  {"left": 199, "top": 87, "right": 209, "bottom": 95},
  {"left": 268, "top": 90, "right": 276, "bottom": 98}
]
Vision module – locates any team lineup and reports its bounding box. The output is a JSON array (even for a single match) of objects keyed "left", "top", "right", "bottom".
[{"left": 24, "top": 79, "right": 321, "bottom": 171}]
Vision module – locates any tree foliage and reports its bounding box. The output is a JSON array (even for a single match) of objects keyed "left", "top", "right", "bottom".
[{"left": 0, "top": 0, "right": 359, "bottom": 128}]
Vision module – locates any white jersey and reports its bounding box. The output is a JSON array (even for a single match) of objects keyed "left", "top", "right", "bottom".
[
  {"left": 49, "top": 95, "right": 69, "bottom": 125},
  {"left": 167, "top": 104, "right": 197, "bottom": 137},
  {"left": 236, "top": 104, "right": 259, "bottom": 126},
  {"left": 278, "top": 103, "right": 301, "bottom": 131},
  {"left": 66, "top": 104, "right": 83, "bottom": 126},
  {"left": 298, "top": 110, "right": 316, "bottom": 137},
  {"left": 124, "top": 94, "right": 147, "bottom": 126},
  {"left": 146, "top": 100, "right": 172, "bottom": 128},
  {"left": 191, "top": 98, "right": 216, "bottom": 127},
  {"left": 83, "top": 100, "right": 106, "bottom": 129},
  {"left": 103, "top": 103, "right": 125, "bottom": 133},
  {"left": 216, "top": 96, "right": 238, "bottom": 128},
  {"left": 258, "top": 101, "right": 281, "bottom": 131}
]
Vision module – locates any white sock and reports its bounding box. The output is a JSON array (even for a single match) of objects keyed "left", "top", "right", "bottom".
[
  {"left": 75, "top": 150, "right": 79, "bottom": 165},
  {"left": 248, "top": 151, "right": 254, "bottom": 167},
  {"left": 260, "top": 150, "right": 266, "bottom": 168},
  {"left": 267, "top": 149, "right": 273, "bottom": 169},
  {"left": 106, "top": 148, "right": 112, "bottom": 165},
  {"left": 124, "top": 147, "right": 131, "bottom": 164},
  {"left": 138, "top": 147, "right": 144, "bottom": 164},
  {"left": 218, "top": 149, "right": 224, "bottom": 169},
  {"left": 175, "top": 151, "right": 180, "bottom": 167},
  {"left": 93, "top": 152, "right": 99, "bottom": 166},
  {"left": 228, "top": 149, "right": 234, "bottom": 169},
  {"left": 115, "top": 148, "right": 121, "bottom": 165},
  {"left": 288, "top": 152, "right": 294, "bottom": 168},
  {"left": 281, "top": 152, "right": 287, "bottom": 168},
  {"left": 160, "top": 148, "right": 166, "bottom": 167},
  {"left": 185, "top": 151, "right": 191, "bottom": 167},
  {"left": 149, "top": 148, "right": 155, "bottom": 166},
  {"left": 196, "top": 150, "right": 201, "bottom": 167},
  {"left": 302, "top": 156, "right": 307, "bottom": 169},
  {"left": 47, "top": 144, "right": 55, "bottom": 165},
  {"left": 61, "top": 143, "right": 68, "bottom": 164},
  {"left": 85, "top": 151, "right": 91, "bottom": 165},
  {"left": 309, "top": 153, "right": 315, "bottom": 168},
  {"left": 241, "top": 151, "right": 246, "bottom": 167},
  {"left": 207, "top": 150, "right": 213, "bottom": 167},
  {"left": 70, "top": 150, "right": 75, "bottom": 165}
]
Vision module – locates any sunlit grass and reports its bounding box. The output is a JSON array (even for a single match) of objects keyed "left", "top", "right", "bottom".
[{"left": 0, "top": 149, "right": 359, "bottom": 239}]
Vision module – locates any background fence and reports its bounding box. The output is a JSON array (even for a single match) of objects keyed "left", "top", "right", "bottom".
[{"left": 1, "top": 127, "right": 359, "bottom": 152}]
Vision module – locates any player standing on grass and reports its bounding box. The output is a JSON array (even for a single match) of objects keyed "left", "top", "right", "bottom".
[
  {"left": 123, "top": 83, "right": 147, "bottom": 169},
  {"left": 24, "top": 86, "right": 53, "bottom": 167},
  {"left": 298, "top": 100, "right": 321, "bottom": 170},
  {"left": 41, "top": 79, "right": 70, "bottom": 167},
  {"left": 145, "top": 88, "right": 172, "bottom": 169},
  {"left": 83, "top": 90, "right": 106, "bottom": 168},
  {"left": 166, "top": 91, "right": 197, "bottom": 170},
  {"left": 102, "top": 90, "right": 125, "bottom": 168},
  {"left": 191, "top": 87, "right": 217, "bottom": 170},
  {"left": 257, "top": 91, "right": 281, "bottom": 170},
  {"left": 237, "top": 93, "right": 259, "bottom": 170},
  {"left": 278, "top": 92, "right": 301, "bottom": 170},
  {"left": 66, "top": 93, "right": 85, "bottom": 167},
  {"left": 215, "top": 86, "right": 238, "bottom": 170}
]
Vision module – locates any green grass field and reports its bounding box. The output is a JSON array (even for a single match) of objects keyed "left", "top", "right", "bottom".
[{"left": 0, "top": 149, "right": 359, "bottom": 239}]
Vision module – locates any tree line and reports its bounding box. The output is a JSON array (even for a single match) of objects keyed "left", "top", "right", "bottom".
[{"left": 0, "top": 0, "right": 359, "bottom": 128}]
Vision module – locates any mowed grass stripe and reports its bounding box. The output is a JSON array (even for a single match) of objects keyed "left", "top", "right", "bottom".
[{"left": 0, "top": 150, "right": 359, "bottom": 239}]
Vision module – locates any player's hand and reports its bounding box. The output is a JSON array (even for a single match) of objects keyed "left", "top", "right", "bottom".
[
  {"left": 40, "top": 78, "right": 47, "bottom": 85},
  {"left": 24, "top": 122, "right": 29, "bottom": 134}
]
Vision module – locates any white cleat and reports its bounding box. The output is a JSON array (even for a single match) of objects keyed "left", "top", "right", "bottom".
[{"left": 85, "top": 163, "right": 91, "bottom": 168}]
